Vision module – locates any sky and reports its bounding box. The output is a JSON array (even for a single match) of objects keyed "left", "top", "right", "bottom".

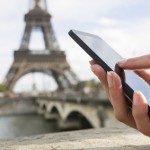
[{"left": 1, "top": 0, "right": 150, "bottom": 92}]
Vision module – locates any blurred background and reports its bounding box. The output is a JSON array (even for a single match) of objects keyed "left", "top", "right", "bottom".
[{"left": 0, "top": 0, "right": 150, "bottom": 139}]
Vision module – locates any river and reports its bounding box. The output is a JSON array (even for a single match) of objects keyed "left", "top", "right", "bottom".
[{"left": 0, "top": 114, "right": 59, "bottom": 139}]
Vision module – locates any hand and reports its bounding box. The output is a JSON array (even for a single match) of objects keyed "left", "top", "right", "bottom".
[{"left": 90, "top": 55, "right": 150, "bottom": 137}]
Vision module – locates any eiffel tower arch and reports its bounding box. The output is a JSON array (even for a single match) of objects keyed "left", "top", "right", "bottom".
[{"left": 4, "top": 0, "right": 78, "bottom": 93}]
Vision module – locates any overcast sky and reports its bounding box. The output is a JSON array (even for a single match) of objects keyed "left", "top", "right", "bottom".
[{"left": 1, "top": 0, "right": 150, "bottom": 92}]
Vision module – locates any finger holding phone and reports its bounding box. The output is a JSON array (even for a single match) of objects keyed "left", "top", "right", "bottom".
[{"left": 91, "top": 56, "right": 150, "bottom": 137}]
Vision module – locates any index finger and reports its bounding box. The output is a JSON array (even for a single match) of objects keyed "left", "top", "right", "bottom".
[{"left": 118, "top": 54, "right": 150, "bottom": 70}]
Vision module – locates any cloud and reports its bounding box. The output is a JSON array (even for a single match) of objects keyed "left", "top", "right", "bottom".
[
  {"left": 98, "top": 18, "right": 118, "bottom": 26},
  {"left": 48, "top": 0, "right": 140, "bottom": 22}
]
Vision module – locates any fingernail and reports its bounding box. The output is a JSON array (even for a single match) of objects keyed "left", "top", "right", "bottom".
[
  {"left": 107, "top": 72, "right": 113, "bottom": 88},
  {"left": 118, "top": 59, "right": 127, "bottom": 67},
  {"left": 133, "top": 92, "right": 139, "bottom": 106}
]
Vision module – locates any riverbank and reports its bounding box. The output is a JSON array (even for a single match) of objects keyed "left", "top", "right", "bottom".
[{"left": 0, "top": 127, "right": 150, "bottom": 150}]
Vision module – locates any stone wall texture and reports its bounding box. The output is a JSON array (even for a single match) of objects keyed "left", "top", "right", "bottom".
[{"left": 0, "top": 127, "right": 150, "bottom": 150}]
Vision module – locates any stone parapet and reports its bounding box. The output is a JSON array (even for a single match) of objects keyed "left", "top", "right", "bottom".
[{"left": 0, "top": 127, "right": 150, "bottom": 150}]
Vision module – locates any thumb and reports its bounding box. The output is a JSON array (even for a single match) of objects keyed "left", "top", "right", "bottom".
[{"left": 132, "top": 91, "right": 150, "bottom": 136}]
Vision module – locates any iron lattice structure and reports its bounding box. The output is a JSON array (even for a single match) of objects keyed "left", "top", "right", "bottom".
[{"left": 4, "top": 0, "right": 78, "bottom": 92}]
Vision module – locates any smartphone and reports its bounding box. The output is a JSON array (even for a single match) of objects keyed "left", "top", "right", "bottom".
[{"left": 69, "top": 29, "right": 150, "bottom": 116}]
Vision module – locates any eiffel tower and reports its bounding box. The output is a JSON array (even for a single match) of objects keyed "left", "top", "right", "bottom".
[{"left": 4, "top": 0, "right": 78, "bottom": 92}]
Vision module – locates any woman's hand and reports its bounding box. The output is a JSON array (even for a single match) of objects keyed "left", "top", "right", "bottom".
[{"left": 90, "top": 55, "right": 150, "bottom": 137}]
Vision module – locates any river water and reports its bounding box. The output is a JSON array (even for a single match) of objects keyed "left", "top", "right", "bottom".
[{"left": 0, "top": 114, "right": 59, "bottom": 139}]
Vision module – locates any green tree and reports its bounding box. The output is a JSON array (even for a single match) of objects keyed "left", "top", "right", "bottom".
[
  {"left": 76, "top": 79, "right": 102, "bottom": 90},
  {"left": 0, "top": 84, "right": 6, "bottom": 93},
  {"left": 76, "top": 81, "right": 86, "bottom": 90},
  {"left": 87, "top": 79, "right": 102, "bottom": 89}
]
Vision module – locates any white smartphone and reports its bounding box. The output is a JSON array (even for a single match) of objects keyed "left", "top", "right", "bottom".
[{"left": 69, "top": 29, "right": 150, "bottom": 116}]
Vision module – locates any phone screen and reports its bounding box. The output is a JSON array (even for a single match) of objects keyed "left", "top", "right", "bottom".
[{"left": 69, "top": 30, "right": 150, "bottom": 107}]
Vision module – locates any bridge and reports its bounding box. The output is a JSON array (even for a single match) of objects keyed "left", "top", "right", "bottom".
[
  {"left": 0, "top": 92, "right": 114, "bottom": 130},
  {"left": 37, "top": 98, "right": 110, "bottom": 129},
  {"left": 35, "top": 92, "right": 113, "bottom": 130}
]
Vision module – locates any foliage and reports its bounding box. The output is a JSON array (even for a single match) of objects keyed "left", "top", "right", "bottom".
[
  {"left": 76, "top": 79, "right": 102, "bottom": 90},
  {"left": 0, "top": 84, "right": 6, "bottom": 93}
]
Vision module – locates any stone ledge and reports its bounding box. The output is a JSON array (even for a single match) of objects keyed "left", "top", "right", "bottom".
[{"left": 0, "top": 127, "right": 150, "bottom": 150}]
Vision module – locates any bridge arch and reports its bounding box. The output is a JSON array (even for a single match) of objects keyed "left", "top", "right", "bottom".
[
  {"left": 46, "top": 102, "right": 63, "bottom": 119},
  {"left": 51, "top": 106, "right": 59, "bottom": 114},
  {"left": 42, "top": 103, "right": 47, "bottom": 110},
  {"left": 66, "top": 111, "right": 93, "bottom": 129},
  {"left": 63, "top": 105, "right": 101, "bottom": 128}
]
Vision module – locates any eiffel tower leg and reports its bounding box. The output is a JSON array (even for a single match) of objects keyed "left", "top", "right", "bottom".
[
  {"left": 51, "top": 71, "right": 64, "bottom": 90},
  {"left": 69, "top": 70, "right": 79, "bottom": 84},
  {"left": 64, "top": 69, "right": 79, "bottom": 85},
  {"left": 5, "top": 60, "right": 29, "bottom": 92},
  {"left": 42, "top": 23, "right": 59, "bottom": 50},
  {"left": 62, "top": 74, "right": 72, "bottom": 88},
  {"left": 20, "top": 24, "right": 32, "bottom": 50},
  {"left": 42, "top": 24, "right": 50, "bottom": 50}
]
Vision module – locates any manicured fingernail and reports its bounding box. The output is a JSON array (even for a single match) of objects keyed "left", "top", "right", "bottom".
[
  {"left": 118, "top": 59, "right": 127, "bottom": 67},
  {"left": 107, "top": 72, "right": 113, "bottom": 88},
  {"left": 133, "top": 92, "right": 139, "bottom": 106}
]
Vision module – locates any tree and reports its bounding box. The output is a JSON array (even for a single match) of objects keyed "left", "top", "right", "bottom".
[
  {"left": 76, "top": 79, "right": 102, "bottom": 90},
  {"left": 0, "top": 84, "right": 6, "bottom": 93}
]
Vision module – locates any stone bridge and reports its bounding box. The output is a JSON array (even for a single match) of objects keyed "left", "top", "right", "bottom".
[
  {"left": 36, "top": 97, "right": 116, "bottom": 129},
  {"left": 0, "top": 95, "right": 118, "bottom": 129}
]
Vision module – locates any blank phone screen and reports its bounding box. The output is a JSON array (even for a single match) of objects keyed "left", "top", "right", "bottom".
[{"left": 70, "top": 30, "right": 150, "bottom": 105}]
